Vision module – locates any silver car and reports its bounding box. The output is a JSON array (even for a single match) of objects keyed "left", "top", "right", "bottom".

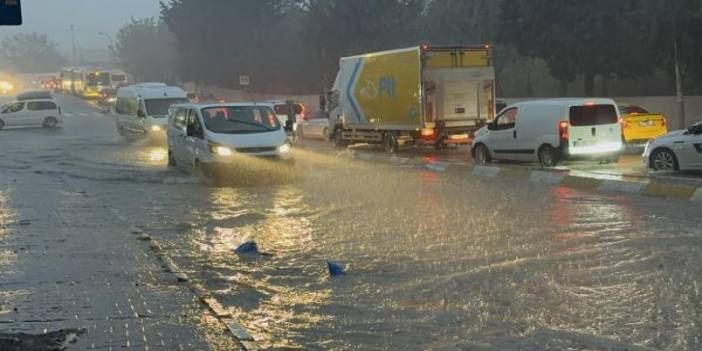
[{"left": 643, "top": 121, "right": 702, "bottom": 171}]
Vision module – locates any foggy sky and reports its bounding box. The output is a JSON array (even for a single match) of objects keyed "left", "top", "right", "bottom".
[{"left": 0, "top": 0, "right": 161, "bottom": 56}]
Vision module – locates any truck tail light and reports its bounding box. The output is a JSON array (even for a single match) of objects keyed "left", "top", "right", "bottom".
[{"left": 421, "top": 128, "right": 435, "bottom": 138}]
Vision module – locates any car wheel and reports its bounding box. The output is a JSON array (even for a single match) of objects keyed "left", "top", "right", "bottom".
[
  {"left": 538, "top": 145, "right": 558, "bottom": 168},
  {"left": 43, "top": 117, "right": 58, "bottom": 128},
  {"left": 383, "top": 132, "right": 399, "bottom": 154},
  {"left": 651, "top": 148, "right": 678, "bottom": 171},
  {"left": 473, "top": 144, "right": 491, "bottom": 165}
]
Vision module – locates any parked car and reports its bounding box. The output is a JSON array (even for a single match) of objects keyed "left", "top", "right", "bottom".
[
  {"left": 618, "top": 104, "right": 668, "bottom": 146},
  {"left": 115, "top": 83, "right": 190, "bottom": 139},
  {"left": 16, "top": 90, "right": 53, "bottom": 101},
  {"left": 472, "top": 98, "right": 623, "bottom": 167},
  {"left": 167, "top": 103, "right": 293, "bottom": 172},
  {"left": 297, "top": 110, "right": 330, "bottom": 139},
  {"left": 643, "top": 121, "right": 702, "bottom": 171},
  {"left": 0, "top": 98, "right": 62, "bottom": 129}
]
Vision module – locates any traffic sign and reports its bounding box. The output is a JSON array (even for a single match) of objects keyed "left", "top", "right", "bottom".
[
  {"left": 0, "top": 0, "right": 22, "bottom": 26},
  {"left": 239, "top": 75, "right": 250, "bottom": 87}
]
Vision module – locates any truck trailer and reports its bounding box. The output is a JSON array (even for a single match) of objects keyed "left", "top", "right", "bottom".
[{"left": 323, "top": 45, "right": 496, "bottom": 152}]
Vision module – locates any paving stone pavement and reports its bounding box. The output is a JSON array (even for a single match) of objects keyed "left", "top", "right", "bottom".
[{"left": 0, "top": 172, "right": 239, "bottom": 350}]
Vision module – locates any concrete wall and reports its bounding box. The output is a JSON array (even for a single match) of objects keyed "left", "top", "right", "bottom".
[
  {"left": 503, "top": 96, "right": 702, "bottom": 130},
  {"left": 187, "top": 82, "right": 702, "bottom": 131}
]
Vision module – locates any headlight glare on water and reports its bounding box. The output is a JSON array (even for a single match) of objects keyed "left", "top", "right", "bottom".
[{"left": 278, "top": 143, "right": 291, "bottom": 154}]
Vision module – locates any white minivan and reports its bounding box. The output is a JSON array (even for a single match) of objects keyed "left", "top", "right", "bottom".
[
  {"left": 167, "top": 103, "right": 293, "bottom": 172},
  {"left": 472, "top": 98, "right": 623, "bottom": 167},
  {"left": 115, "top": 83, "right": 190, "bottom": 138},
  {"left": 0, "top": 98, "right": 62, "bottom": 129}
]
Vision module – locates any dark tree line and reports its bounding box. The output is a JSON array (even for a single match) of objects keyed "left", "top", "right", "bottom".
[{"left": 148, "top": 0, "right": 702, "bottom": 96}]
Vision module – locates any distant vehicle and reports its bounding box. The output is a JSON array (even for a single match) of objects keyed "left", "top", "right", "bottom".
[
  {"left": 0, "top": 80, "right": 15, "bottom": 95},
  {"left": 643, "top": 121, "right": 702, "bottom": 171},
  {"left": 166, "top": 103, "right": 293, "bottom": 171},
  {"left": 16, "top": 90, "right": 53, "bottom": 101},
  {"left": 323, "top": 45, "right": 496, "bottom": 152},
  {"left": 115, "top": 83, "right": 190, "bottom": 139},
  {"left": 268, "top": 100, "right": 305, "bottom": 130},
  {"left": 618, "top": 104, "right": 668, "bottom": 146},
  {"left": 98, "top": 87, "right": 116, "bottom": 114},
  {"left": 60, "top": 67, "right": 111, "bottom": 98},
  {"left": 40, "top": 78, "right": 61, "bottom": 91},
  {"left": 298, "top": 110, "right": 330, "bottom": 139},
  {"left": 109, "top": 69, "right": 129, "bottom": 89},
  {"left": 0, "top": 98, "right": 62, "bottom": 129},
  {"left": 472, "top": 98, "right": 623, "bottom": 167}
]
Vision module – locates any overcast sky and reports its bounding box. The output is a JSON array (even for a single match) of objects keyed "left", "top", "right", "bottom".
[{"left": 1, "top": 0, "right": 161, "bottom": 56}]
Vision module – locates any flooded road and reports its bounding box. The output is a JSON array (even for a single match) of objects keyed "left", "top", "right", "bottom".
[{"left": 1, "top": 94, "right": 701, "bottom": 350}]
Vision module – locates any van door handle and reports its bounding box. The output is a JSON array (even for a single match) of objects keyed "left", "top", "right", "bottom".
[{"left": 513, "top": 130, "right": 517, "bottom": 139}]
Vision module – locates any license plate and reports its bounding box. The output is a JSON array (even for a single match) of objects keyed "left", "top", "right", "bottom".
[{"left": 639, "top": 120, "right": 655, "bottom": 127}]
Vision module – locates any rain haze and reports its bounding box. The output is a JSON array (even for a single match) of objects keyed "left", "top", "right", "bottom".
[
  {"left": 0, "top": 0, "right": 160, "bottom": 56},
  {"left": 1, "top": 1, "right": 702, "bottom": 350}
]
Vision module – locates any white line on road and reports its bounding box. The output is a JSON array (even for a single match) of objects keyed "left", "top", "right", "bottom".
[
  {"left": 64, "top": 113, "right": 74, "bottom": 117},
  {"left": 79, "top": 112, "right": 90, "bottom": 117}
]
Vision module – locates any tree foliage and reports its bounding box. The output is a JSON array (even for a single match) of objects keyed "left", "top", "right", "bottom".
[
  {"left": 153, "top": 0, "right": 702, "bottom": 96},
  {"left": 0, "top": 33, "right": 66, "bottom": 73},
  {"left": 113, "top": 17, "right": 176, "bottom": 82}
]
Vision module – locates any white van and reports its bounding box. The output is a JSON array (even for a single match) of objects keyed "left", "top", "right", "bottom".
[
  {"left": 115, "top": 83, "right": 189, "bottom": 138},
  {"left": 166, "top": 103, "right": 293, "bottom": 172},
  {"left": 0, "top": 98, "right": 62, "bottom": 129},
  {"left": 472, "top": 98, "right": 623, "bottom": 167}
]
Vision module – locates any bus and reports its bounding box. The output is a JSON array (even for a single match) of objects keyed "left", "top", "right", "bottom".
[{"left": 59, "top": 67, "right": 112, "bottom": 99}]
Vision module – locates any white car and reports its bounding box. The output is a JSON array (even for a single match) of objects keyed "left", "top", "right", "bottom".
[
  {"left": 167, "top": 103, "right": 293, "bottom": 173},
  {"left": 297, "top": 111, "right": 330, "bottom": 139},
  {"left": 643, "top": 121, "right": 702, "bottom": 171},
  {"left": 472, "top": 98, "right": 622, "bottom": 167},
  {"left": 115, "top": 83, "right": 190, "bottom": 139},
  {"left": 0, "top": 98, "right": 62, "bottom": 129}
]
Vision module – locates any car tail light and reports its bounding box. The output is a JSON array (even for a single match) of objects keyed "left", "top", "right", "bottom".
[
  {"left": 559, "top": 120, "right": 569, "bottom": 141},
  {"left": 421, "top": 128, "right": 435, "bottom": 138},
  {"left": 620, "top": 117, "right": 628, "bottom": 129}
]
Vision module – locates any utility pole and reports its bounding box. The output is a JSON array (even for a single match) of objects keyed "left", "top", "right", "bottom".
[
  {"left": 71, "top": 24, "right": 77, "bottom": 65},
  {"left": 674, "top": 39, "right": 686, "bottom": 129}
]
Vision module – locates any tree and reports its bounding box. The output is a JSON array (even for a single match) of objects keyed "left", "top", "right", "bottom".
[
  {"left": 498, "top": 0, "right": 657, "bottom": 96},
  {"left": 302, "top": 0, "right": 426, "bottom": 91},
  {"left": 160, "top": 0, "right": 299, "bottom": 92},
  {"left": 113, "top": 17, "right": 176, "bottom": 82},
  {"left": 0, "top": 33, "right": 66, "bottom": 73}
]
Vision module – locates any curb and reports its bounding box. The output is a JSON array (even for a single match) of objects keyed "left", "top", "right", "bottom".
[
  {"left": 343, "top": 149, "right": 702, "bottom": 202},
  {"left": 142, "top": 235, "right": 257, "bottom": 350}
]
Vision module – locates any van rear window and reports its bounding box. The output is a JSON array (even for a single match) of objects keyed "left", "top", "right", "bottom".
[{"left": 569, "top": 105, "right": 618, "bottom": 126}]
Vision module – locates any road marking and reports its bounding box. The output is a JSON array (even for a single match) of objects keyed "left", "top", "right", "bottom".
[
  {"left": 64, "top": 113, "right": 74, "bottom": 117},
  {"left": 92, "top": 113, "right": 102, "bottom": 117},
  {"left": 79, "top": 112, "right": 90, "bottom": 117},
  {"left": 691, "top": 188, "right": 702, "bottom": 202}
]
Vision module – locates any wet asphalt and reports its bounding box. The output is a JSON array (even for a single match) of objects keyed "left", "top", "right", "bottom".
[{"left": 1, "top": 94, "right": 701, "bottom": 350}]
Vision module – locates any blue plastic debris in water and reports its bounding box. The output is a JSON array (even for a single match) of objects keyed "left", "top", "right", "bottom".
[
  {"left": 326, "top": 261, "right": 345, "bottom": 277},
  {"left": 234, "top": 241, "right": 258, "bottom": 255}
]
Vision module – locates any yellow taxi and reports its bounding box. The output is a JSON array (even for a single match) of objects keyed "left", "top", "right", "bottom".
[{"left": 618, "top": 104, "right": 668, "bottom": 145}]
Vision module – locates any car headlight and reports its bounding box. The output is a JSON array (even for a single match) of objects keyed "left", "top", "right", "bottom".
[
  {"left": 209, "top": 143, "right": 233, "bottom": 156},
  {"left": 151, "top": 125, "right": 162, "bottom": 132},
  {"left": 278, "top": 143, "right": 291, "bottom": 154}
]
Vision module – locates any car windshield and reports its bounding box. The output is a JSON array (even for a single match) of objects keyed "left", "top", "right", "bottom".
[
  {"left": 201, "top": 106, "right": 280, "bottom": 134},
  {"left": 144, "top": 98, "right": 189, "bottom": 116}
]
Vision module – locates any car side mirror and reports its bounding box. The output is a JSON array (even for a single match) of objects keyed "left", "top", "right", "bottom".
[
  {"left": 487, "top": 121, "right": 496, "bottom": 131},
  {"left": 137, "top": 109, "right": 146, "bottom": 118}
]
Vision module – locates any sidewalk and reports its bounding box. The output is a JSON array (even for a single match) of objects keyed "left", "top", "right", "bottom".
[{"left": 0, "top": 171, "right": 237, "bottom": 350}]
